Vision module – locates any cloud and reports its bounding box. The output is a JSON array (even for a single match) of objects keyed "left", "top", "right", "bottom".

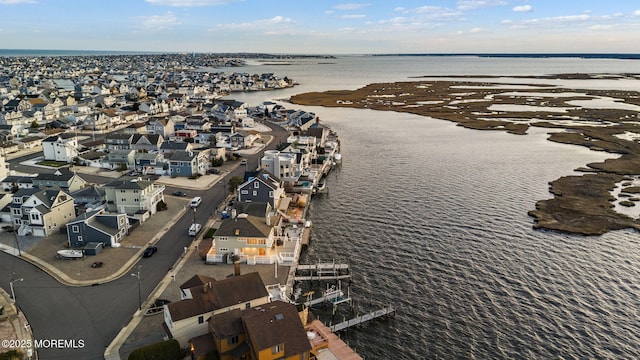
[
  {"left": 144, "top": 0, "right": 231, "bottom": 6},
  {"left": 457, "top": 0, "right": 507, "bottom": 11},
  {"left": 0, "top": 0, "right": 36, "bottom": 4},
  {"left": 469, "top": 27, "right": 487, "bottom": 33},
  {"left": 513, "top": 5, "right": 532, "bottom": 13},
  {"left": 212, "top": 16, "right": 294, "bottom": 32},
  {"left": 634, "top": 10, "right": 640, "bottom": 16},
  {"left": 333, "top": 3, "right": 371, "bottom": 11},
  {"left": 135, "top": 12, "right": 181, "bottom": 31},
  {"left": 340, "top": 14, "right": 366, "bottom": 19}
]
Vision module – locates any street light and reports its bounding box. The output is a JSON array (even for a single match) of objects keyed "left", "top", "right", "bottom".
[
  {"left": 9, "top": 276, "right": 23, "bottom": 302},
  {"left": 131, "top": 265, "right": 142, "bottom": 311}
]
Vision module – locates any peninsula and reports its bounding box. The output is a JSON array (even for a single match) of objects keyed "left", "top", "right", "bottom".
[{"left": 290, "top": 74, "right": 640, "bottom": 235}]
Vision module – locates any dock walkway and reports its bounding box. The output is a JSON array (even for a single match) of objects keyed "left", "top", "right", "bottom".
[{"left": 329, "top": 306, "right": 396, "bottom": 332}]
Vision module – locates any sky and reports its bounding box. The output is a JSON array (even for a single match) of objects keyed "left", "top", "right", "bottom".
[{"left": 1, "top": 0, "right": 640, "bottom": 54}]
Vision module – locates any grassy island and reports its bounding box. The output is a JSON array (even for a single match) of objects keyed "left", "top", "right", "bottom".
[{"left": 290, "top": 74, "right": 640, "bottom": 235}]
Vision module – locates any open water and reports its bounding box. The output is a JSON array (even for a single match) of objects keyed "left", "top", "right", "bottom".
[{"left": 227, "top": 56, "right": 640, "bottom": 359}]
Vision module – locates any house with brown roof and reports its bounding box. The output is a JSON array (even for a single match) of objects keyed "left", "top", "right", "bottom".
[
  {"left": 193, "top": 300, "right": 311, "bottom": 360},
  {"left": 163, "top": 272, "right": 270, "bottom": 347}
]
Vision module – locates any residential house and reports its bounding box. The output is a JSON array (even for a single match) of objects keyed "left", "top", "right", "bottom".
[
  {"left": 16, "top": 135, "right": 43, "bottom": 150},
  {"left": 103, "top": 178, "right": 165, "bottom": 221},
  {"left": 206, "top": 213, "right": 275, "bottom": 264},
  {"left": 130, "top": 133, "right": 163, "bottom": 152},
  {"left": 32, "top": 169, "right": 87, "bottom": 193},
  {"left": 163, "top": 272, "right": 270, "bottom": 346},
  {"left": 66, "top": 209, "right": 129, "bottom": 248},
  {"left": 0, "top": 175, "right": 35, "bottom": 191},
  {"left": 70, "top": 184, "right": 105, "bottom": 212},
  {"left": 104, "top": 133, "right": 132, "bottom": 151},
  {"left": 146, "top": 117, "right": 174, "bottom": 138},
  {"left": 105, "top": 149, "right": 136, "bottom": 170},
  {"left": 0, "top": 142, "right": 19, "bottom": 156},
  {"left": 9, "top": 188, "right": 75, "bottom": 236},
  {"left": 41, "top": 133, "right": 78, "bottom": 162},
  {"left": 171, "top": 129, "right": 198, "bottom": 142},
  {"left": 134, "top": 152, "right": 166, "bottom": 175},
  {"left": 160, "top": 141, "right": 192, "bottom": 156},
  {"left": 237, "top": 170, "right": 284, "bottom": 208},
  {"left": 260, "top": 150, "right": 301, "bottom": 183},
  {"left": 123, "top": 122, "right": 147, "bottom": 135},
  {"left": 168, "top": 150, "right": 207, "bottom": 177}
]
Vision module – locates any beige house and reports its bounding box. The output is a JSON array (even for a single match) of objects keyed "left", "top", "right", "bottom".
[
  {"left": 9, "top": 188, "right": 75, "bottom": 237},
  {"left": 103, "top": 178, "right": 165, "bottom": 221},
  {"left": 163, "top": 272, "right": 270, "bottom": 347}
]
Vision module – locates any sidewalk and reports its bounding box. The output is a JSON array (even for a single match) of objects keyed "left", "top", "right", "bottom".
[{"left": 0, "top": 287, "right": 36, "bottom": 359}]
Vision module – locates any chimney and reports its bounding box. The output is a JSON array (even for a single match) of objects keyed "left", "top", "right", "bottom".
[
  {"left": 202, "top": 284, "right": 208, "bottom": 293},
  {"left": 233, "top": 255, "right": 241, "bottom": 276}
]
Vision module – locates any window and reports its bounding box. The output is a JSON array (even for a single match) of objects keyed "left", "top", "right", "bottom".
[
  {"left": 245, "top": 302, "right": 250, "bottom": 309},
  {"left": 227, "top": 336, "right": 239, "bottom": 345},
  {"left": 72, "top": 225, "right": 79, "bottom": 233},
  {"left": 77, "top": 236, "right": 82, "bottom": 242},
  {"left": 252, "top": 191, "right": 257, "bottom": 196},
  {"left": 218, "top": 237, "right": 228, "bottom": 241},
  {"left": 269, "top": 191, "right": 274, "bottom": 197},
  {"left": 272, "top": 344, "right": 283, "bottom": 355},
  {"left": 198, "top": 316, "right": 204, "bottom": 324},
  {"left": 240, "top": 190, "right": 248, "bottom": 195},
  {"left": 219, "top": 248, "right": 229, "bottom": 252},
  {"left": 254, "top": 181, "right": 259, "bottom": 188}
]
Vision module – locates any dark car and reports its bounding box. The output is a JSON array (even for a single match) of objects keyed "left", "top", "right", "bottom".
[
  {"left": 207, "top": 168, "right": 219, "bottom": 174},
  {"left": 142, "top": 246, "right": 157, "bottom": 258},
  {"left": 172, "top": 191, "right": 187, "bottom": 197}
]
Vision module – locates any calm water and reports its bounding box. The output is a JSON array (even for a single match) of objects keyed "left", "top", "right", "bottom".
[{"left": 227, "top": 56, "right": 640, "bottom": 359}]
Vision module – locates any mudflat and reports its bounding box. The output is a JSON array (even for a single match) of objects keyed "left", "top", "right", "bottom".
[{"left": 290, "top": 74, "right": 640, "bottom": 235}]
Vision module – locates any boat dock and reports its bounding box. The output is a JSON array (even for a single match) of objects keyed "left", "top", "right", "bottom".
[
  {"left": 294, "top": 262, "right": 351, "bottom": 282},
  {"left": 329, "top": 306, "right": 396, "bottom": 332}
]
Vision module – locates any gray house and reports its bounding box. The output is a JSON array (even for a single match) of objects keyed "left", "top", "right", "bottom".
[
  {"left": 66, "top": 210, "right": 129, "bottom": 248},
  {"left": 32, "top": 169, "right": 87, "bottom": 193},
  {"left": 237, "top": 169, "right": 284, "bottom": 207}
]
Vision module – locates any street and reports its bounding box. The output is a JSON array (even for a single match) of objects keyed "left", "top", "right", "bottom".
[{"left": 0, "top": 121, "right": 288, "bottom": 359}]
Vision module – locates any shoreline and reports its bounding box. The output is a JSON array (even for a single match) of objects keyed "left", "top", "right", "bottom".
[{"left": 290, "top": 74, "right": 640, "bottom": 235}]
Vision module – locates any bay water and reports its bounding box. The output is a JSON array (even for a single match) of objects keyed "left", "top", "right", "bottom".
[{"left": 226, "top": 56, "right": 640, "bottom": 359}]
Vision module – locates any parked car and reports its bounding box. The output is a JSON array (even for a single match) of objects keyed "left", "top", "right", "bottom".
[
  {"left": 207, "top": 168, "right": 220, "bottom": 174},
  {"left": 240, "top": 159, "right": 247, "bottom": 165},
  {"left": 172, "top": 191, "right": 187, "bottom": 197},
  {"left": 142, "top": 246, "right": 157, "bottom": 258}
]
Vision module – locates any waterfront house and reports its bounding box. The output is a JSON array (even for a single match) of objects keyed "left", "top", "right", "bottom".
[
  {"left": 41, "top": 133, "right": 78, "bottom": 162},
  {"left": 237, "top": 169, "right": 284, "bottom": 208},
  {"left": 199, "top": 300, "right": 311, "bottom": 360},
  {"left": 17, "top": 135, "right": 43, "bottom": 150},
  {"left": 206, "top": 213, "right": 275, "bottom": 264},
  {"left": 66, "top": 209, "right": 129, "bottom": 248},
  {"left": 260, "top": 150, "right": 301, "bottom": 183},
  {"left": 103, "top": 178, "right": 165, "bottom": 221},
  {"left": 70, "top": 184, "right": 105, "bottom": 212},
  {"left": 32, "top": 169, "right": 87, "bottom": 193},
  {"left": 163, "top": 272, "right": 270, "bottom": 347},
  {"left": 9, "top": 188, "right": 75, "bottom": 236}
]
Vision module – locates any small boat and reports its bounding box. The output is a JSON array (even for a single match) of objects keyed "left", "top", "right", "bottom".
[
  {"left": 333, "top": 153, "right": 342, "bottom": 163},
  {"left": 57, "top": 249, "right": 84, "bottom": 259}
]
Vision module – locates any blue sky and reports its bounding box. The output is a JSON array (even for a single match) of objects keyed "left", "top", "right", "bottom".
[{"left": 1, "top": 0, "right": 639, "bottom": 54}]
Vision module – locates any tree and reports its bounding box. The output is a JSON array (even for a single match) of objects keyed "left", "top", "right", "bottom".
[
  {"left": 228, "top": 176, "right": 243, "bottom": 194},
  {"left": 30, "top": 120, "right": 39, "bottom": 128}
]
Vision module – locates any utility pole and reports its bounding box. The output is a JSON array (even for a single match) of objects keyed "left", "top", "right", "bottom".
[
  {"left": 131, "top": 265, "right": 142, "bottom": 310},
  {"left": 9, "top": 274, "right": 23, "bottom": 302}
]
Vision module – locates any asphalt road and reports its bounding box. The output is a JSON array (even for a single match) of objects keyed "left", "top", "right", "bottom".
[{"left": 0, "top": 121, "right": 288, "bottom": 359}]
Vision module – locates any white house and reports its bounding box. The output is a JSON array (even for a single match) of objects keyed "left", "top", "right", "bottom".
[{"left": 42, "top": 133, "right": 79, "bottom": 162}]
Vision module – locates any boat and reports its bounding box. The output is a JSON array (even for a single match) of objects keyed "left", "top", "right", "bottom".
[
  {"left": 57, "top": 249, "right": 84, "bottom": 259},
  {"left": 333, "top": 153, "right": 342, "bottom": 163},
  {"left": 312, "top": 181, "right": 327, "bottom": 194}
]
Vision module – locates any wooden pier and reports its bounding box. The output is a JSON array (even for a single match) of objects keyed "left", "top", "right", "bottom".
[
  {"left": 329, "top": 306, "right": 396, "bottom": 332},
  {"left": 294, "top": 262, "right": 351, "bottom": 282}
]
